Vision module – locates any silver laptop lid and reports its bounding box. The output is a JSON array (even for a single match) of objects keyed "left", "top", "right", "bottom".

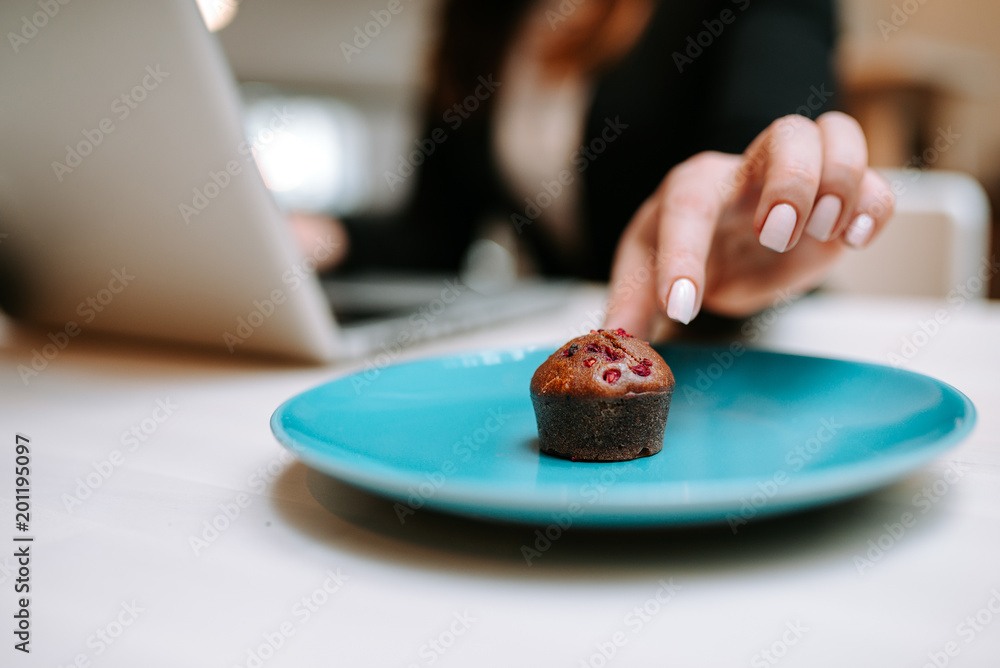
[{"left": 0, "top": 0, "right": 338, "bottom": 362}]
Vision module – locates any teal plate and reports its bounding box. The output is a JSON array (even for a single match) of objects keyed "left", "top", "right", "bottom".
[{"left": 271, "top": 344, "right": 976, "bottom": 528}]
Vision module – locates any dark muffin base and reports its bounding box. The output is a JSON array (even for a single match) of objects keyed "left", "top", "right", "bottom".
[{"left": 531, "top": 390, "right": 673, "bottom": 462}]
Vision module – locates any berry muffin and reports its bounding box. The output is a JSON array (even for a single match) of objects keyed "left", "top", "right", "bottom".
[{"left": 529, "top": 328, "right": 675, "bottom": 462}]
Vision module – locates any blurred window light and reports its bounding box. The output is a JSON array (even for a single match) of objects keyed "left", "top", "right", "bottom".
[
  {"left": 251, "top": 131, "right": 311, "bottom": 192},
  {"left": 196, "top": 0, "right": 238, "bottom": 32},
  {"left": 242, "top": 94, "right": 372, "bottom": 216}
]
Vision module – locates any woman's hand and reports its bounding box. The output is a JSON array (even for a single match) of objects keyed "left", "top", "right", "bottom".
[
  {"left": 287, "top": 211, "right": 348, "bottom": 272},
  {"left": 604, "top": 112, "right": 895, "bottom": 338}
]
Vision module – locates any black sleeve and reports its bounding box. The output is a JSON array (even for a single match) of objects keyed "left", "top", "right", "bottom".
[
  {"left": 705, "top": 0, "right": 838, "bottom": 152},
  {"left": 336, "top": 115, "right": 503, "bottom": 275}
]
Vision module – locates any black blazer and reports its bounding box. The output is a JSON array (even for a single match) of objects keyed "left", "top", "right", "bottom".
[{"left": 341, "top": 0, "right": 837, "bottom": 281}]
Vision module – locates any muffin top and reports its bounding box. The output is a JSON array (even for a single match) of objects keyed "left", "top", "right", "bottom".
[{"left": 530, "top": 329, "right": 675, "bottom": 398}]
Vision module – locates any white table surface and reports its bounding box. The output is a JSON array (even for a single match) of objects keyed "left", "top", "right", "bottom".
[{"left": 2, "top": 288, "right": 999, "bottom": 667}]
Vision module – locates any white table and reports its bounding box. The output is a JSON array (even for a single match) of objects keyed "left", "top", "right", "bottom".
[{"left": 2, "top": 288, "right": 999, "bottom": 667}]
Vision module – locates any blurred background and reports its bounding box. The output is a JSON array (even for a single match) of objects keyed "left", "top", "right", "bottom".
[{"left": 198, "top": 0, "right": 1000, "bottom": 297}]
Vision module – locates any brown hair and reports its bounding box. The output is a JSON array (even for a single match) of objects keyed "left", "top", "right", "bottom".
[{"left": 428, "top": 0, "right": 654, "bottom": 115}]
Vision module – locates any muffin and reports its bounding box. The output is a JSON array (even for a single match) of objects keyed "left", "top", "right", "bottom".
[{"left": 530, "top": 328, "right": 675, "bottom": 462}]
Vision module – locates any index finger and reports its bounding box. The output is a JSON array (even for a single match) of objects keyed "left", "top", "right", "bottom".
[{"left": 654, "top": 152, "right": 732, "bottom": 324}]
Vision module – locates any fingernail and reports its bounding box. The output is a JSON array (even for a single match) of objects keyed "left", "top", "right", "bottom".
[
  {"left": 845, "top": 213, "right": 875, "bottom": 248},
  {"left": 666, "top": 278, "right": 696, "bottom": 325},
  {"left": 759, "top": 203, "right": 797, "bottom": 252},
  {"left": 804, "top": 194, "right": 842, "bottom": 242}
]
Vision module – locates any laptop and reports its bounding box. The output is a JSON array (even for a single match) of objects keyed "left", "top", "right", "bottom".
[{"left": 0, "top": 0, "right": 568, "bottom": 363}]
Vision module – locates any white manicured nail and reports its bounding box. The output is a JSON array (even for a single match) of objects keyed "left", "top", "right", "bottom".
[
  {"left": 666, "top": 278, "right": 696, "bottom": 325},
  {"left": 845, "top": 213, "right": 875, "bottom": 248},
  {"left": 759, "top": 203, "right": 797, "bottom": 252},
  {"left": 804, "top": 194, "right": 842, "bottom": 242}
]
